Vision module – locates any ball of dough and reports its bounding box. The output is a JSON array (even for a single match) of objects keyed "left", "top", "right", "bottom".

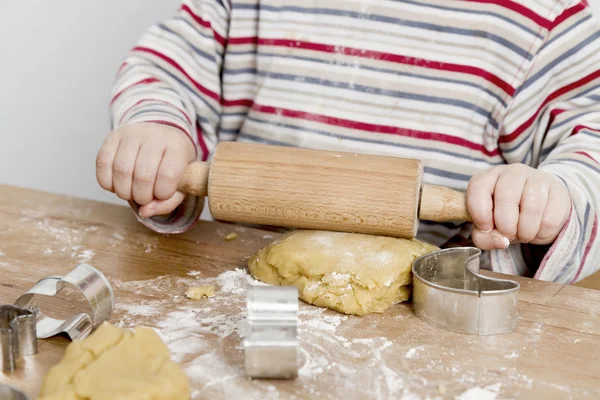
[
  {"left": 248, "top": 230, "right": 438, "bottom": 316},
  {"left": 38, "top": 322, "right": 190, "bottom": 400}
]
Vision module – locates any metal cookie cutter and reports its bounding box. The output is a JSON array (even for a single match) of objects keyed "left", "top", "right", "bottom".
[
  {"left": 412, "top": 247, "right": 520, "bottom": 335},
  {"left": 243, "top": 286, "right": 299, "bottom": 379},
  {"left": 13, "top": 263, "right": 114, "bottom": 341},
  {"left": 0, "top": 305, "right": 37, "bottom": 373},
  {"left": 0, "top": 383, "right": 30, "bottom": 400}
]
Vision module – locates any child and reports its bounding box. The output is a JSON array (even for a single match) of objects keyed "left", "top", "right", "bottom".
[{"left": 96, "top": 0, "right": 600, "bottom": 283}]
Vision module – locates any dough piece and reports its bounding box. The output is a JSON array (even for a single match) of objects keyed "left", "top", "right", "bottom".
[
  {"left": 185, "top": 286, "right": 215, "bottom": 299},
  {"left": 37, "top": 322, "right": 190, "bottom": 400},
  {"left": 248, "top": 230, "right": 438, "bottom": 316},
  {"left": 224, "top": 232, "right": 238, "bottom": 241}
]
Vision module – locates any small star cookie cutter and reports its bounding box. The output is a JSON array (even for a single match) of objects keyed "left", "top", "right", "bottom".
[
  {"left": 412, "top": 247, "right": 520, "bottom": 335},
  {"left": 243, "top": 286, "right": 299, "bottom": 379},
  {"left": 13, "top": 263, "right": 114, "bottom": 342}
]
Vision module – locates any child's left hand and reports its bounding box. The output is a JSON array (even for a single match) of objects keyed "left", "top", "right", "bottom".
[{"left": 467, "top": 164, "right": 572, "bottom": 250}]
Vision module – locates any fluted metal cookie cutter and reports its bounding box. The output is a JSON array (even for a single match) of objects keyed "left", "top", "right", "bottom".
[
  {"left": 412, "top": 247, "right": 520, "bottom": 335},
  {"left": 0, "top": 305, "right": 37, "bottom": 373},
  {"left": 243, "top": 286, "right": 299, "bottom": 379},
  {"left": 13, "top": 263, "right": 114, "bottom": 341}
]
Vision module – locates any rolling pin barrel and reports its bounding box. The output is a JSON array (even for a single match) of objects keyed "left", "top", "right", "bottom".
[{"left": 177, "top": 142, "right": 471, "bottom": 238}]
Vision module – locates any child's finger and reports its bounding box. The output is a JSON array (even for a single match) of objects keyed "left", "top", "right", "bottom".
[
  {"left": 112, "top": 139, "right": 140, "bottom": 201},
  {"left": 517, "top": 180, "right": 549, "bottom": 243},
  {"left": 471, "top": 227, "right": 510, "bottom": 250},
  {"left": 534, "top": 184, "right": 570, "bottom": 244},
  {"left": 467, "top": 168, "right": 502, "bottom": 232},
  {"left": 96, "top": 134, "right": 121, "bottom": 192},
  {"left": 493, "top": 172, "right": 526, "bottom": 240},
  {"left": 139, "top": 191, "right": 186, "bottom": 218},
  {"left": 132, "top": 143, "right": 165, "bottom": 206},
  {"left": 154, "top": 147, "right": 188, "bottom": 200}
]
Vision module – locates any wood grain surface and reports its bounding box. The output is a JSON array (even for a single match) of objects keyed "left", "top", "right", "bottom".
[
  {"left": 0, "top": 185, "right": 599, "bottom": 400},
  {"left": 207, "top": 142, "right": 423, "bottom": 238}
]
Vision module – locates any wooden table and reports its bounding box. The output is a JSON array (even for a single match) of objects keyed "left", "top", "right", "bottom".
[{"left": 1, "top": 185, "right": 599, "bottom": 400}]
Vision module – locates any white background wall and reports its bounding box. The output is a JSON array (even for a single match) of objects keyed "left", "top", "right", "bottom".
[
  {"left": 1, "top": 1, "right": 600, "bottom": 206},
  {"left": 0, "top": 1, "right": 180, "bottom": 206}
]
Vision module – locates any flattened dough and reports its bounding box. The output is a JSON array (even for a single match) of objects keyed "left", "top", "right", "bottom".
[
  {"left": 248, "top": 230, "right": 438, "bottom": 316},
  {"left": 37, "top": 322, "right": 189, "bottom": 400}
]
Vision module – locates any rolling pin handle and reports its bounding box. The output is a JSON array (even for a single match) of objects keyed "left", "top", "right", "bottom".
[
  {"left": 419, "top": 184, "right": 472, "bottom": 223},
  {"left": 178, "top": 161, "right": 211, "bottom": 197}
]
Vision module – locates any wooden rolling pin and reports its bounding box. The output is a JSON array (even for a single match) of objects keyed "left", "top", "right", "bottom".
[{"left": 177, "top": 142, "right": 471, "bottom": 239}]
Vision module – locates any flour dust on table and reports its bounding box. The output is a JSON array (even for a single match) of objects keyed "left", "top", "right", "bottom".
[
  {"left": 112, "top": 268, "right": 429, "bottom": 399},
  {"left": 109, "top": 266, "right": 572, "bottom": 400}
]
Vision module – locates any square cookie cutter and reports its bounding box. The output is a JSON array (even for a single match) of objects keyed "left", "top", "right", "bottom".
[
  {"left": 411, "top": 247, "right": 520, "bottom": 335},
  {"left": 243, "top": 286, "right": 299, "bottom": 379},
  {"left": 2, "top": 263, "right": 114, "bottom": 373}
]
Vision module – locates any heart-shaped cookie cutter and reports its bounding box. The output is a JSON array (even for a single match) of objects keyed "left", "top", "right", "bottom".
[{"left": 412, "top": 247, "right": 520, "bottom": 335}]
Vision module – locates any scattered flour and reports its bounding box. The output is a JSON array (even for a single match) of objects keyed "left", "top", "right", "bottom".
[
  {"left": 405, "top": 346, "right": 424, "bottom": 359},
  {"left": 76, "top": 249, "right": 95, "bottom": 263},
  {"left": 457, "top": 384, "right": 501, "bottom": 400},
  {"left": 112, "top": 232, "right": 124, "bottom": 241},
  {"left": 0, "top": 249, "right": 4, "bottom": 256},
  {"left": 118, "top": 303, "right": 161, "bottom": 318},
  {"left": 504, "top": 351, "right": 519, "bottom": 359},
  {"left": 112, "top": 267, "right": 416, "bottom": 399},
  {"left": 29, "top": 216, "right": 98, "bottom": 263},
  {"left": 108, "top": 266, "right": 594, "bottom": 399}
]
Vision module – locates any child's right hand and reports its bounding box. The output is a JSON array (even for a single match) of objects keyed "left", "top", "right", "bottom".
[{"left": 96, "top": 122, "right": 196, "bottom": 218}]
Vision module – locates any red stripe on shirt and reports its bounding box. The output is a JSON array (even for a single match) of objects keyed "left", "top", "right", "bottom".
[
  {"left": 133, "top": 47, "right": 221, "bottom": 103},
  {"left": 132, "top": 47, "right": 252, "bottom": 108},
  {"left": 462, "top": 0, "right": 551, "bottom": 29},
  {"left": 222, "top": 98, "right": 254, "bottom": 107},
  {"left": 573, "top": 214, "right": 598, "bottom": 282},
  {"left": 575, "top": 151, "right": 598, "bottom": 163},
  {"left": 181, "top": 4, "right": 226, "bottom": 46},
  {"left": 572, "top": 124, "right": 600, "bottom": 136},
  {"left": 253, "top": 104, "right": 500, "bottom": 156},
  {"left": 500, "top": 69, "right": 600, "bottom": 143},
  {"left": 111, "top": 78, "right": 160, "bottom": 104},
  {"left": 258, "top": 38, "right": 515, "bottom": 96},
  {"left": 196, "top": 122, "right": 209, "bottom": 161},
  {"left": 117, "top": 62, "right": 128, "bottom": 73},
  {"left": 549, "top": 108, "right": 566, "bottom": 122},
  {"left": 542, "top": 108, "right": 566, "bottom": 139},
  {"left": 229, "top": 36, "right": 259, "bottom": 45},
  {"left": 550, "top": 2, "right": 587, "bottom": 29}
]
